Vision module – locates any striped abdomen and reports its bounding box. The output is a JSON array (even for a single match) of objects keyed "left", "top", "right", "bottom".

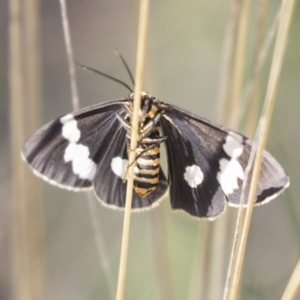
[{"left": 133, "top": 144, "right": 160, "bottom": 197}]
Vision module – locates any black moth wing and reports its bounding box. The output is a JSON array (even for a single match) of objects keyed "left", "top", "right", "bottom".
[
  {"left": 22, "top": 98, "right": 169, "bottom": 210},
  {"left": 22, "top": 99, "right": 127, "bottom": 190},
  {"left": 160, "top": 111, "right": 226, "bottom": 219},
  {"left": 160, "top": 103, "right": 289, "bottom": 219}
]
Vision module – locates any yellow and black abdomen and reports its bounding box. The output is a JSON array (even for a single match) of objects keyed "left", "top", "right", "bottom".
[{"left": 133, "top": 145, "right": 161, "bottom": 197}]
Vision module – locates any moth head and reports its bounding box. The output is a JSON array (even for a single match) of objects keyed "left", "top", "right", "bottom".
[{"left": 129, "top": 91, "right": 151, "bottom": 100}]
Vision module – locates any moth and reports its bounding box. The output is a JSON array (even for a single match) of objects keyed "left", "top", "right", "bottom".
[{"left": 22, "top": 63, "right": 289, "bottom": 220}]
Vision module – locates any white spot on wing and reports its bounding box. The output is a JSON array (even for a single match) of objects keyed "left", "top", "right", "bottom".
[
  {"left": 60, "top": 114, "right": 80, "bottom": 142},
  {"left": 217, "top": 158, "right": 244, "bottom": 195},
  {"left": 64, "top": 142, "right": 77, "bottom": 162},
  {"left": 111, "top": 157, "right": 129, "bottom": 179},
  {"left": 61, "top": 115, "right": 96, "bottom": 181},
  {"left": 184, "top": 165, "right": 204, "bottom": 188},
  {"left": 223, "top": 133, "right": 243, "bottom": 157},
  {"left": 63, "top": 142, "right": 97, "bottom": 180},
  {"left": 60, "top": 114, "right": 74, "bottom": 123},
  {"left": 217, "top": 132, "right": 244, "bottom": 195}
]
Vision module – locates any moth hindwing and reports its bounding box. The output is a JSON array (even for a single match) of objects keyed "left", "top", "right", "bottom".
[{"left": 22, "top": 92, "right": 289, "bottom": 219}]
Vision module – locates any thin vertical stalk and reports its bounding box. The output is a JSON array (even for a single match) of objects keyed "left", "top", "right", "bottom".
[
  {"left": 23, "top": 0, "right": 47, "bottom": 299},
  {"left": 189, "top": 224, "right": 213, "bottom": 299},
  {"left": 25, "top": 0, "right": 42, "bottom": 134},
  {"left": 10, "top": 0, "right": 46, "bottom": 298},
  {"left": 245, "top": 0, "right": 268, "bottom": 138},
  {"left": 224, "top": 0, "right": 295, "bottom": 298},
  {"left": 59, "top": 0, "right": 79, "bottom": 111},
  {"left": 215, "top": 0, "right": 241, "bottom": 124},
  {"left": 208, "top": 0, "right": 242, "bottom": 298},
  {"left": 87, "top": 193, "right": 116, "bottom": 298},
  {"left": 116, "top": 0, "right": 150, "bottom": 299},
  {"left": 9, "top": 0, "right": 29, "bottom": 299},
  {"left": 238, "top": 5, "right": 282, "bottom": 128},
  {"left": 229, "top": 0, "right": 250, "bottom": 129},
  {"left": 58, "top": 1, "right": 116, "bottom": 298},
  {"left": 207, "top": 220, "right": 228, "bottom": 300},
  {"left": 281, "top": 257, "right": 300, "bottom": 300},
  {"left": 150, "top": 209, "right": 174, "bottom": 300}
]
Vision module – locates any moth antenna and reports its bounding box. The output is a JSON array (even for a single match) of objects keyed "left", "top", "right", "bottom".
[
  {"left": 74, "top": 61, "right": 133, "bottom": 93},
  {"left": 115, "top": 49, "right": 135, "bottom": 87}
]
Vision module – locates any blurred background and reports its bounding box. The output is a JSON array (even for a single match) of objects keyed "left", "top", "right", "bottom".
[{"left": 1, "top": 0, "right": 300, "bottom": 299}]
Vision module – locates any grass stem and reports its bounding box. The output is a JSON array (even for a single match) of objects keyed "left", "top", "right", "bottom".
[
  {"left": 59, "top": 1, "right": 116, "bottom": 297},
  {"left": 10, "top": 0, "right": 46, "bottom": 298},
  {"left": 215, "top": 0, "right": 241, "bottom": 124},
  {"left": 9, "top": 0, "right": 28, "bottom": 298},
  {"left": 224, "top": 0, "right": 295, "bottom": 298},
  {"left": 229, "top": 0, "right": 250, "bottom": 129},
  {"left": 115, "top": 0, "right": 150, "bottom": 299},
  {"left": 281, "top": 257, "right": 300, "bottom": 300},
  {"left": 245, "top": 0, "right": 267, "bottom": 138},
  {"left": 59, "top": 0, "right": 79, "bottom": 111},
  {"left": 23, "top": 0, "right": 46, "bottom": 298}
]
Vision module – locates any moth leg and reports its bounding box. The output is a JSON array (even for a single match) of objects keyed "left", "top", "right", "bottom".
[
  {"left": 142, "top": 136, "right": 167, "bottom": 144},
  {"left": 126, "top": 136, "right": 166, "bottom": 156},
  {"left": 116, "top": 114, "right": 131, "bottom": 133},
  {"left": 117, "top": 115, "right": 143, "bottom": 151},
  {"left": 123, "top": 103, "right": 133, "bottom": 115},
  {"left": 141, "top": 113, "right": 161, "bottom": 138},
  {"left": 122, "top": 141, "right": 163, "bottom": 181}
]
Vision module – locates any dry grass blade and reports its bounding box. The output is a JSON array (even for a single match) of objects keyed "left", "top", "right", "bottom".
[
  {"left": 150, "top": 209, "right": 174, "bottom": 300},
  {"left": 238, "top": 3, "right": 282, "bottom": 131},
  {"left": 208, "top": 0, "right": 245, "bottom": 298},
  {"left": 281, "top": 257, "right": 300, "bottom": 300},
  {"left": 207, "top": 220, "right": 230, "bottom": 300},
  {"left": 224, "top": 0, "right": 295, "bottom": 299},
  {"left": 188, "top": 223, "right": 211, "bottom": 299},
  {"left": 58, "top": 1, "right": 116, "bottom": 298},
  {"left": 23, "top": 0, "right": 46, "bottom": 298},
  {"left": 245, "top": 0, "right": 268, "bottom": 138},
  {"left": 229, "top": 0, "right": 250, "bottom": 129},
  {"left": 10, "top": 0, "right": 46, "bottom": 299},
  {"left": 207, "top": 1, "right": 242, "bottom": 298},
  {"left": 215, "top": 0, "right": 241, "bottom": 124},
  {"left": 59, "top": 0, "right": 79, "bottom": 111},
  {"left": 9, "top": 0, "right": 27, "bottom": 298},
  {"left": 87, "top": 193, "right": 116, "bottom": 298},
  {"left": 116, "top": 0, "right": 150, "bottom": 299}
]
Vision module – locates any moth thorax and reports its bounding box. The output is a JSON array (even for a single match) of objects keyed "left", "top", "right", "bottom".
[{"left": 133, "top": 144, "right": 161, "bottom": 197}]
